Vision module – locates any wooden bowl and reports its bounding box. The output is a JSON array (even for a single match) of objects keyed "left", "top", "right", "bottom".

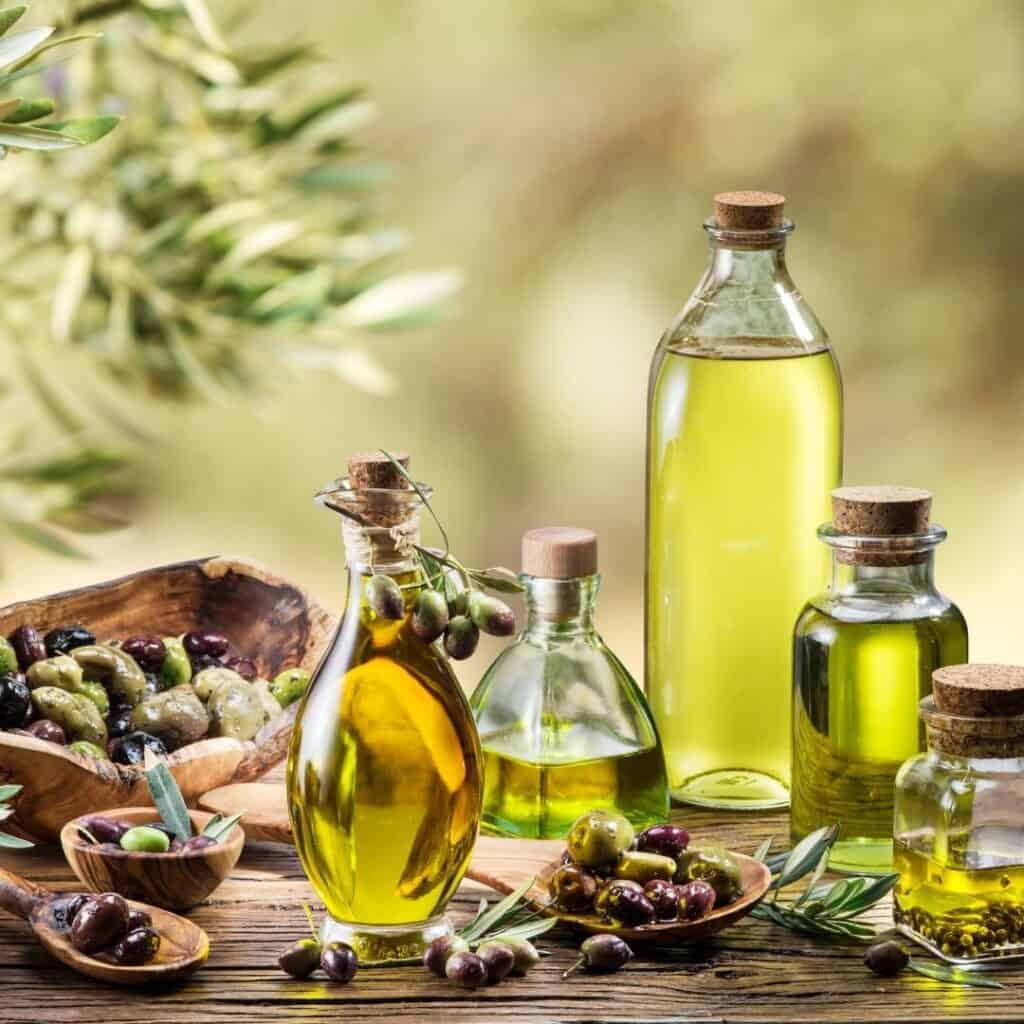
[
  {"left": 60, "top": 807, "right": 244, "bottom": 911},
  {"left": 0, "top": 556, "right": 334, "bottom": 842}
]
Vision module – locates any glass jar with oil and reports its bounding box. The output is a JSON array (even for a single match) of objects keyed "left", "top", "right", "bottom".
[
  {"left": 791, "top": 486, "right": 967, "bottom": 874},
  {"left": 894, "top": 665, "right": 1024, "bottom": 966},
  {"left": 471, "top": 527, "right": 669, "bottom": 838},
  {"left": 286, "top": 452, "right": 482, "bottom": 963},
  {"left": 646, "top": 190, "right": 842, "bottom": 809}
]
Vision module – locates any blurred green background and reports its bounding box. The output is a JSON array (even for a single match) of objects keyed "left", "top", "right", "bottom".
[{"left": 3, "top": 0, "right": 1022, "bottom": 689}]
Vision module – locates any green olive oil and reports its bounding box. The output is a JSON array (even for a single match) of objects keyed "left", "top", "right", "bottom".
[{"left": 647, "top": 342, "right": 842, "bottom": 807}]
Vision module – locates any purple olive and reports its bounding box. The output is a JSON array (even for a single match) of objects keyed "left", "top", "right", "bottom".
[
  {"left": 594, "top": 879, "right": 655, "bottom": 926},
  {"left": 644, "top": 878, "right": 680, "bottom": 921},
  {"left": 183, "top": 631, "right": 230, "bottom": 658},
  {"left": 443, "top": 616, "right": 479, "bottom": 660},
  {"left": 635, "top": 823, "right": 690, "bottom": 860},
  {"left": 423, "top": 934, "right": 469, "bottom": 977},
  {"left": 69, "top": 893, "right": 129, "bottom": 954},
  {"left": 49, "top": 893, "right": 90, "bottom": 931},
  {"left": 126, "top": 907, "right": 152, "bottom": 932},
  {"left": 445, "top": 951, "right": 488, "bottom": 989},
  {"left": 78, "top": 816, "right": 131, "bottom": 846},
  {"left": 109, "top": 927, "right": 161, "bottom": 965},
  {"left": 183, "top": 835, "right": 216, "bottom": 852},
  {"left": 677, "top": 880, "right": 716, "bottom": 920},
  {"left": 564, "top": 933, "right": 633, "bottom": 977},
  {"left": 225, "top": 656, "right": 257, "bottom": 681},
  {"left": 548, "top": 864, "right": 598, "bottom": 913},
  {"left": 477, "top": 941, "right": 516, "bottom": 983},
  {"left": 121, "top": 635, "right": 167, "bottom": 671},
  {"left": 468, "top": 592, "right": 516, "bottom": 637},
  {"left": 321, "top": 941, "right": 358, "bottom": 983},
  {"left": 26, "top": 719, "right": 66, "bottom": 745},
  {"left": 10, "top": 625, "right": 46, "bottom": 669}
]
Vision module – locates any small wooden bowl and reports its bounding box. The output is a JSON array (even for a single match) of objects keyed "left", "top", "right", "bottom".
[
  {"left": 60, "top": 808, "right": 244, "bottom": 911},
  {"left": 0, "top": 556, "right": 334, "bottom": 842},
  {"left": 532, "top": 851, "right": 772, "bottom": 943}
]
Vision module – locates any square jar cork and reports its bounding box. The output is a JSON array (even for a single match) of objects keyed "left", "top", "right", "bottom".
[{"left": 932, "top": 664, "right": 1024, "bottom": 718}]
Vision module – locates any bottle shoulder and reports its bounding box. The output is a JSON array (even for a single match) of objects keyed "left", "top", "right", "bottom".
[{"left": 799, "top": 589, "right": 966, "bottom": 628}]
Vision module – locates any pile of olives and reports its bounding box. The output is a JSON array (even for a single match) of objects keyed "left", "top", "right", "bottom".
[
  {"left": 423, "top": 934, "right": 540, "bottom": 990},
  {"left": 0, "top": 622, "right": 312, "bottom": 762},
  {"left": 75, "top": 816, "right": 218, "bottom": 855},
  {"left": 54, "top": 891, "right": 161, "bottom": 965},
  {"left": 278, "top": 936, "right": 358, "bottom": 985},
  {"left": 549, "top": 810, "right": 743, "bottom": 926},
  {"left": 365, "top": 575, "right": 515, "bottom": 661}
]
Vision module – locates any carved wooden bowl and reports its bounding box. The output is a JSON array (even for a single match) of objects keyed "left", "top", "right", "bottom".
[
  {"left": 61, "top": 807, "right": 244, "bottom": 911},
  {"left": 0, "top": 556, "right": 334, "bottom": 842}
]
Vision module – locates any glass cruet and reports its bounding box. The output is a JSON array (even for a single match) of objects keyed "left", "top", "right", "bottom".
[
  {"left": 286, "top": 452, "right": 483, "bottom": 963},
  {"left": 471, "top": 527, "right": 669, "bottom": 839}
]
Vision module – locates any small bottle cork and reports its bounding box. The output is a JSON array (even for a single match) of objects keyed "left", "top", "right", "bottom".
[
  {"left": 832, "top": 486, "right": 932, "bottom": 536},
  {"left": 713, "top": 191, "right": 785, "bottom": 231},
  {"left": 932, "top": 664, "right": 1024, "bottom": 718},
  {"left": 348, "top": 451, "right": 411, "bottom": 491},
  {"left": 522, "top": 527, "right": 598, "bottom": 580}
]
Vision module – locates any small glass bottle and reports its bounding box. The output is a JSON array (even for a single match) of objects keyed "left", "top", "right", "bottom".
[
  {"left": 287, "top": 452, "right": 483, "bottom": 963},
  {"left": 471, "top": 527, "right": 669, "bottom": 838},
  {"left": 647, "top": 190, "right": 843, "bottom": 810},
  {"left": 791, "top": 486, "right": 968, "bottom": 874},
  {"left": 894, "top": 664, "right": 1024, "bottom": 966}
]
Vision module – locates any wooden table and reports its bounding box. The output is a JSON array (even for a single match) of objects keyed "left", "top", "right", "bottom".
[{"left": 2, "top": 768, "right": 1021, "bottom": 1024}]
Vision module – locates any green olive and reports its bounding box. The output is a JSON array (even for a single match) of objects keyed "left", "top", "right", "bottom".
[
  {"left": 77, "top": 680, "right": 110, "bottom": 717},
  {"left": 26, "top": 655, "right": 84, "bottom": 693},
  {"left": 269, "top": 667, "right": 311, "bottom": 708},
  {"left": 30, "top": 686, "right": 107, "bottom": 746},
  {"left": 160, "top": 636, "right": 192, "bottom": 688},
  {"left": 207, "top": 679, "right": 266, "bottom": 741},
  {"left": 130, "top": 687, "right": 210, "bottom": 751},
  {"left": 0, "top": 636, "right": 18, "bottom": 675},
  {"left": 71, "top": 645, "right": 147, "bottom": 706},
  {"left": 120, "top": 826, "right": 170, "bottom": 853},
  {"left": 68, "top": 739, "right": 109, "bottom": 760},
  {"left": 566, "top": 810, "right": 635, "bottom": 868},
  {"left": 615, "top": 850, "right": 677, "bottom": 885},
  {"left": 192, "top": 666, "right": 244, "bottom": 702},
  {"left": 675, "top": 845, "right": 743, "bottom": 905},
  {"left": 251, "top": 679, "right": 282, "bottom": 724}
]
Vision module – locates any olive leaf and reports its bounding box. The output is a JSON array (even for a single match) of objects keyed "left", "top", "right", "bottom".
[
  {"left": 143, "top": 749, "right": 193, "bottom": 841},
  {"left": 457, "top": 877, "right": 556, "bottom": 948},
  {"left": 0, "top": 783, "right": 32, "bottom": 849},
  {"left": 907, "top": 959, "right": 1004, "bottom": 989},
  {"left": 201, "top": 811, "right": 243, "bottom": 842},
  {"left": 467, "top": 567, "right": 525, "bottom": 594}
]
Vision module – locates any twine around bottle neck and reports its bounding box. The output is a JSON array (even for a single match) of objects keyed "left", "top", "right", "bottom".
[{"left": 341, "top": 514, "right": 421, "bottom": 574}]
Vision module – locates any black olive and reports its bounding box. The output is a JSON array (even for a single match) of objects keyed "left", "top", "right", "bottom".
[
  {"left": 0, "top": 671, "right": 30, "bottom": 729},
  {"left": 109, "top": 927, "right": 161, "bottom": 965},
  {"left": 106, "top": 704, "right": 134, "bottom": 739},
  {"left": 563, "top": 934, "right": 633, "bottom": 977},
  {"left": 49, "top": 893, "right": 90, "bottom": 932},
  {"left": 864, "top": 940, "right": 909, "bottom": 977},
  {"left": 189, "top": 653, "right": 223, "bottom": 674},
  {"left": 25, "top": 719, "right": 66, "bottom": 744},
  {"left": 44, "top": 625, "right": 96, "bottom": 657},
  {"left": 70, "top": 894, "right": 129, "bottom": 954},
  {"left": 109, "top": 731, "right": 168, "bottom": 766},
  {"left": 121, "top": 636, "right": 167, "bottom": 672},
  {"left": 321, "top": 941, "right": 358, "bottom": 983},
  {"left": 143, "top": 671, "right": 163, "bottom": 697},
  {"left": 423, "top": 935, "right": 469, "bottom": 977},
  {"left": 77, "top": 816, "right": 131, "bottom": 845},
  {"left": 127, "top": 908, "right": 152, "bottom": 932},
  {"left": 9, "top": 625, "right": 45, "bottom": 670},
  {"left": 445, "top": 951, "right": 487, "bottom": 989},
  {"left": 279, "top": 938, "right": 322, "bottom": 979},
  {"left": 224, "top": 656, "right": 257, "bottom": 681}
]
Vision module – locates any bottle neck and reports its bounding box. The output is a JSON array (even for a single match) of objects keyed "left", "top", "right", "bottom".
[
  {"left": 705, "top": 238, "right": 791, "bottom": 288},
  {"left": 523, "top": 574, "right": 599, "bottom": 638},
  {"left": 831, "top": 551, "right": 937, "bottom": 596},
  {"left": 341, "top": 515, "right": 421, "bottom": 574}
]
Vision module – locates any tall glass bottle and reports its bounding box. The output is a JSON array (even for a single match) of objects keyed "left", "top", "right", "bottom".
[
  {"left": 646, "top": 191, "right": 842, "bottom": 809},
  {"left": 471, "top": 527, "right": 669, "bottom": 838},
  {"left": 791, "top": 486, "right": 968, "bottom": 874},
  {"left": 287, "top": 452, "right": 482, "bottom": 963}
]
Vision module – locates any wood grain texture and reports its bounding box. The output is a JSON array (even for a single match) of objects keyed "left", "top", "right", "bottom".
[
  {"left": 61, "top": 808, "right": 244, "bottom": 911},
  {"left": 0, "top": 864, "right": 208, "bottom": 987},
  {"left": 0, "top": 556, "right": 335, "bottom": 841},
  {"left": 3, "top": 766, "right": 1024, "bottom": 1020}
]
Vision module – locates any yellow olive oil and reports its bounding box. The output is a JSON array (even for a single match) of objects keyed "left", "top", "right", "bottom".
[
  {"left": 287, "top": 571, "right": 482, "bottom": 932},
  {"left": 646, "top": 340, "right": 842, "bottom": 808},
  {"left": 480, "top": 745, "right": 668, "bottom": 839},
  {"left": 895, "top": 836, "right": 1024, "bottom": 961},
  {"left": 792, "top": 611, "right": 967, "bottom": 874}
]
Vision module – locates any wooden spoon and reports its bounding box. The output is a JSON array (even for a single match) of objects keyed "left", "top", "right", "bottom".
[{"left": 0, "top": 867, "right": 209, "bottom": 986}]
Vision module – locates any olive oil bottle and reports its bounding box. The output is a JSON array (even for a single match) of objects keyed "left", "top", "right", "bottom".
[
  {"left": 287, "top": 453, "right": 482, "bottom": 963},
  {"left": 646, "top": 191, "right": 842, "bottom": 809},
  {"left": 472, "top": 528, "right": 669, "bottom": 838},
  {"left": 791, "top": 487, "right": 967, "bottom": 874}
]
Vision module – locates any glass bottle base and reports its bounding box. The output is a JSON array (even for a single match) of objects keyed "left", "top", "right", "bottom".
[
  {"left": 673, "top": 769, "right": 790, "bottom": 811},
  {"left": 320, "top": 914, "right": 452, "bottom": 965},
  {"left": 826, "top": 837, "right": 893, "bottom": 876}
]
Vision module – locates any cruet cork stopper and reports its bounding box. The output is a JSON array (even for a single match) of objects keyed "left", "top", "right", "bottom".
[
  {"left": 347, "top": 451, "right": 411, "bottom": 491},
  {"left": 932, "top": 664, "right": 1024, "bottom": 718},
  {"left": 832, "top": 485, "right": 932, "bottom": 536},
  {"left": 713, "top": 191, "right": 786, "bottom": 230},
  {"left": 522, "top": 527, "right": 598, "bottom": 579}
]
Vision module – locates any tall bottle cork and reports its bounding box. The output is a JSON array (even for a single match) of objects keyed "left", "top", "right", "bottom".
[
  {"left": 713, "top": 191, "right": 786, "bottom": 231},
  {"left": 923, "top": 664, "right": 1024, "bottom": 757},
  {"left": 522, "top": 527, "right": 598, "bottom": 579},
  {"left": 348, "top": 451, "right": 411, "bottom": 491},
  {"left": 831, "top": 485, "right": 932, "bottom": 566}
]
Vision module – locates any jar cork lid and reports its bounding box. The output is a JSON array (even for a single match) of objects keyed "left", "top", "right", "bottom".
[
  {"left": 522, "top": 527, "right": 597, "bottom": 579},
  {"left": 828, "top": 485, "right": 934, "bottom": 566},
  {"left": 713, "top": 191, "right": 785, "bottom": 230},
  {"left": 923, "top": 664, "right": 1024, "bottom": 757}
]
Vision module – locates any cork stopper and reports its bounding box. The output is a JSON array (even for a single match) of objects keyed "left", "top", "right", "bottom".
[
  {"left": 830, "top": 485, "right": 933, "bottom": 567},
  {"left": 522, "top": 527, "right": 598, "bottom": 580},
  {"left": 713, "top": 191, "right": 785, "bottom": 231},
  {"left": 348, "top": 451, "right": 411, "bottom": 491},
  {"left": 923, "top": 665, "right": 1024, "bottom": 757},
  {"left": 933, "top": 665, "right": 1024, "bottom": 718}
]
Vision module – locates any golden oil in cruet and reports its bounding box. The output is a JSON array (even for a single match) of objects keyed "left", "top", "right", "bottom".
[
  {"left": 646, "top": 191, "right": 842, "bottom": 809},
  {"left": 791, "top": 487, "right": 967, "bottom": 874},
  {"left": 471, "top": 527, "right": 669, "bottom": 838},
  {"left": 286, "top": 452, "right": 482, "bottom": 962}
]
